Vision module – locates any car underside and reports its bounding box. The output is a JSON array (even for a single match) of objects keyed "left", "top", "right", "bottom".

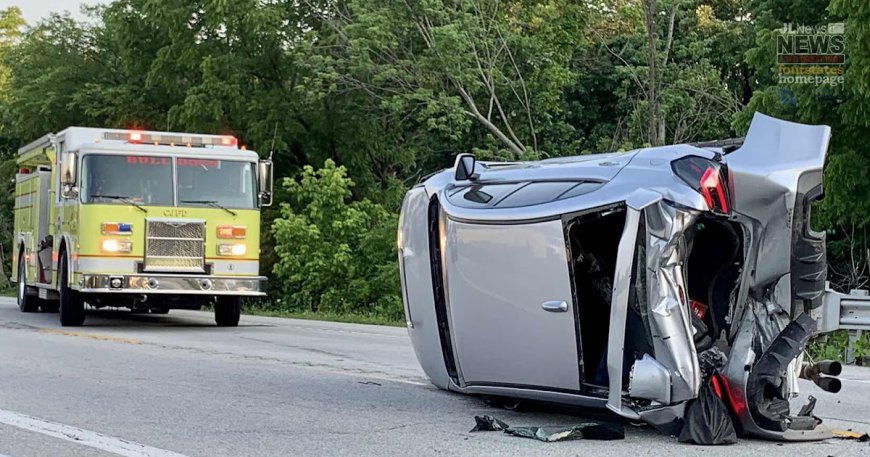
[{"left": 398, "top": 113, "right": 841, "bottom": 441}]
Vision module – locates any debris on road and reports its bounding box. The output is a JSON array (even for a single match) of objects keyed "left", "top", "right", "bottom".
[
  {"left": 470, "top": 416, "right": 624, "bottom": 441},
  {"left": 832, "top": 430, "right": 870, "bottom": 441},
  {"left": 470, "top": 415, "right": 509, "bottom": 432},
  {"left": 677, "top": 376, "right": 737, "bottom": 445}
]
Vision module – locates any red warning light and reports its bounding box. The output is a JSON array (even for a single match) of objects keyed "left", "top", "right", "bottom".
[
  {"left": 129, "top": 131, "right": 144, "bottom": 143},
  {"left": 221, "top": 136, "right": 238, "bottom": 147}
]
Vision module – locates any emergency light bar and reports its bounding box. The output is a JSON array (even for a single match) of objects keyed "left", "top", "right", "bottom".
[{"left": 103, "top": 131, "right": 238, "bottom": 148}]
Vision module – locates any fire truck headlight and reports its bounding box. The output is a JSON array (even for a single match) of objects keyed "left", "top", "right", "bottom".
[
  {"left": 218, "top": 243, "right": 247, "bottom": 256},
  {"left": 102, "top": 239, "right": 133, "bottom": 253}
]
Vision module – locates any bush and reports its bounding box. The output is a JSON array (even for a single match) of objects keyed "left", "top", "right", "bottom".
[{"left": 271, "top": 160, "right": 402, "bottom": 321}]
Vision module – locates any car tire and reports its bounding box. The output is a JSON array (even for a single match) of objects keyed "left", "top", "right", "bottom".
[
  {"left": 58, "top": 254, "right": 85, "bottom": 327},
  {"left": 17, "top": 256, "right": 38, "bottom": 313},
  {"left": 214, "top": 296, "right": 241, "bottom": 327}
]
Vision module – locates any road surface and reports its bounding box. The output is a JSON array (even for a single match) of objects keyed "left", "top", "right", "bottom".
[{"left": 0, "top": 297, "right": 868, "bottom": 456}]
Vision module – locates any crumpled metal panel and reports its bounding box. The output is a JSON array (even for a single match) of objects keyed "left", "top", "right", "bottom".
[{"left": 644, "top": 202, "right": 701, "bottom": 403}]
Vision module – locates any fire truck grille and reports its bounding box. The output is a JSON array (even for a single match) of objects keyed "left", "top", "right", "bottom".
[{"left": 144, "top": 220, "right": 206, "bottom": 272}]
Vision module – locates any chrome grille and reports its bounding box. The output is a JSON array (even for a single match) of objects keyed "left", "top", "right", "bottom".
[{"left": 145, "top": 219, "right": 205, "bottom": 272}]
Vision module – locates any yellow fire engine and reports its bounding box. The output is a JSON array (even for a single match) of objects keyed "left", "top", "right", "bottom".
[{"left": 12, "top": 127, "right": 273, "bottom": 326}]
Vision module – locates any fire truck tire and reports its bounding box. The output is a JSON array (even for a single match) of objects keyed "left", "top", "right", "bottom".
[
  {"left": 17, "top": 257, "right": 39, "bottom": 313},
  {"left": 214, "top": 296, "right": 241, "bottom": 327},
  {"left": 58, "top": 255, "right": 85, "bottom": 327}
]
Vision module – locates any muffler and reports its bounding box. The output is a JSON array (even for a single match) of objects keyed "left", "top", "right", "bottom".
[{"left": 800, "top": 360, "right": 842, "bottom": 393}]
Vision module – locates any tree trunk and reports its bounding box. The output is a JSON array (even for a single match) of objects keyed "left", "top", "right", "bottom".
[{"left": 643, "top": 0, "right": 660, "bottom": 146}]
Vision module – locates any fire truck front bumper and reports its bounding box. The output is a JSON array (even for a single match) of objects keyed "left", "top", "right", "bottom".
[{"left": 76, "top": 274, "right": 266, "bottom": 296}]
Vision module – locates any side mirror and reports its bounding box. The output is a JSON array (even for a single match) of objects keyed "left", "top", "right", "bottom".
[
  {"left": 454, "top": 153, "right": 478, "bottom": 181},
  {"left": 60, "top": 152, "right": 77, "bottom": 198},
  {"left": 258, "top": 159, "right": 274, "bottom": 207},
  {"left": 61, "top": 183, "right": 79, "bottom": 199}
]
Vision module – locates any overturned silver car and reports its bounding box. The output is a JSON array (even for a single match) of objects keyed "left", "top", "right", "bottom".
[{"left": 398, "top": 113, "right": 843, "bottom": 441}]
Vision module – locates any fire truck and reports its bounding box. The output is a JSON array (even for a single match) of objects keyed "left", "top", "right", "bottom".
[{"left": 12, "top": 127, "right": 273, "bottom": 327}]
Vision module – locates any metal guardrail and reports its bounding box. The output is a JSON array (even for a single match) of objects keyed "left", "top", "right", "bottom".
[{"left": 813, "top": 287, "right": 870, "bottom": 364}]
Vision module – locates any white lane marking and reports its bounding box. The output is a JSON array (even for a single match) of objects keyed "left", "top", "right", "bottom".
[
  {"left": 841, "top": 377, "right": 870, "bottom": 385},
  {"left": 0, "top": 408, "right": 189, "bottom": 457}
]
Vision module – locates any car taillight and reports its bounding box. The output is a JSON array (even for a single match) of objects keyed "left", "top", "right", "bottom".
[{"left": 672, "top": 156, "right": 731, "bottom": 214}]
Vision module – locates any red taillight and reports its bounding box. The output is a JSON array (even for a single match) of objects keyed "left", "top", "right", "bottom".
[
  {"left": 699, "top": 167, "right": 730, "bottom": 213},
  {"left": 672, "top": 156, "right": 731, "bottom": 215}
]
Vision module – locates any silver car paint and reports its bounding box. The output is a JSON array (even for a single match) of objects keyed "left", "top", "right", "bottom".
[
  {"left": 400, "top": 112, "right": 833, "bottom": 439},
  {"left": 444, "top": 218, "right": 579, "bottom": 391}
]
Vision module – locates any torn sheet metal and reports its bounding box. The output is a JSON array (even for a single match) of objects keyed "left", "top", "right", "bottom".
[{"left": 643, "top": 202, "right": 701, "bottom": 403}]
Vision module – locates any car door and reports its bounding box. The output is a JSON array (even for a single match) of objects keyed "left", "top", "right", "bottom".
[{"left": 442, "top": 216, "right": 580, "bottom": 392}]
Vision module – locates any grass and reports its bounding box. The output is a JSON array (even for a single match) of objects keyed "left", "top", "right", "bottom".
[
  {"left": 242, "top": 306, "right": 405, "bottom": 327},
  {"left": 808, "top": 330, "right": 870, "bottom": 363}
]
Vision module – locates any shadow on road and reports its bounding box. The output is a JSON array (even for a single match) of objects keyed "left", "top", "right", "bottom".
[{"left": 7, "top": 306, "right": 272, "bottom": 330}]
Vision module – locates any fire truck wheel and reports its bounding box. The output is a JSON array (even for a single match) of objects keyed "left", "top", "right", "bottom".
[
  {"left": 214, "top": 296, "right": 241, "bottom": 327},
  {"left": 58, "top": 255, "right": 85, "bottom": 327},
  {"left": 17, "top": 257, "right": 39, "bottom": 313}
]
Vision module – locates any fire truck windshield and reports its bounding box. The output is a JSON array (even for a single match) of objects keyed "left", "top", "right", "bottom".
[
  {"left": 80, "top": 154, "right": 258, "bottom": 209},
  {"left": 177, "top": 159, "right": 257, "bottom": 209},
  {"left": 81, "top": 155, "right": 173, "bottom": 206}
]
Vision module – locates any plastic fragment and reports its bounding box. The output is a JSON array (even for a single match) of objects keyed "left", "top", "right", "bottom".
[{"left": 470, "top": 415, "right": 509, "bottom": 432}]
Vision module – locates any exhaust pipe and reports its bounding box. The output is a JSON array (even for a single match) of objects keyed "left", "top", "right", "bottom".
[
  {"left": 800, "top": 360, "right": 842, "bottom": 393},
  {"left": 800, "top": 360, "right": 842, "bottom": 379},
  {"left": 814, "top": 376, "right": 842, "bottom": 393}
]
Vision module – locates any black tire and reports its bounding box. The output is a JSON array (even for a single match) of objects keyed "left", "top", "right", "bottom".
[
  {"left": 149, "top": 308, "right": 169, "bottom": 315},
  {"left": 214, "top": 296, "right": 241, "bottom": 327},
  {"left": 58, "top": 254, "right": 85, "bottom": 327},
  {"left": 17, "top": 256, "right": 38, "bottom": 313}
]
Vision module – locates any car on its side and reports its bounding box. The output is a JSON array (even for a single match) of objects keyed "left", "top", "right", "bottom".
[{"left": 398, "top": 113, "right": 837, "bottom": 441}]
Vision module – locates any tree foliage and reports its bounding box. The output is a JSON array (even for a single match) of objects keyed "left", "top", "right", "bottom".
[
  {"left": 272, "top": 160, "right": 401, "bottom": 319},
  {"left": 0, "top": 0, "right": 865, "bottom": 309}
]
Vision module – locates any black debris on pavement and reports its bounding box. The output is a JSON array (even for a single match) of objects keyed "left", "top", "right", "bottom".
[
  {"left": 470, "top": 415, "right": 509, "bottom": 432},
  {"left": 505, "top": 423, "right": 625, "bottom": 442},
  {"left": 469, "top": 416, "right": 624, "bottom": 441},
  {"left": 677, "top": 376, "right": 737, "bottom": 445}
]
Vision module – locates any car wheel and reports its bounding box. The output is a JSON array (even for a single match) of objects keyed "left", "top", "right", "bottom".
[
  {"left": 58, "top": 255, "right": 85, "bottom": 327},
  {"left": 214, "top": 296, "right": 241, "bottom": 327},
  {"left": 17, "top": 256, "right": 39, "bottom": 313}
]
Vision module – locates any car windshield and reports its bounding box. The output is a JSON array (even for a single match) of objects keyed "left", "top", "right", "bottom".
[
  {"left": 81, "top": 154, "right": 257, "bottom": 209},
  {"left": 81, "top": 155, "right": 174, "bottom": 205},
  {"left": 177, "top": 159, "right": 257, "bottom": 209}
]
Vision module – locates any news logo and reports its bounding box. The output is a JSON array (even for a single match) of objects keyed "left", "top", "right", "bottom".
[{"left": 776, "top": 23, "right": 846, "bottom": 86}]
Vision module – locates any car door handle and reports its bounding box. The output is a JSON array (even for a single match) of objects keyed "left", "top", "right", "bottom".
[{"left": 542, "top": 300, "right": 568, "bottom": 312}]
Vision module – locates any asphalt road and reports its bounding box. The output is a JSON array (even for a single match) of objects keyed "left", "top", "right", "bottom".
[{"left": 0, "top": 297, "right": 868, "bottom": 457}]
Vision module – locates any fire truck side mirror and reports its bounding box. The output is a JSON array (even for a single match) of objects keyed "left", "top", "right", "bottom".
[
  {"left": 258, "top": 159, "right": 273, "bottom": 207},
  {"left": 62, "top": 183, "right": 79, "bottom": 199},
  {"left": 60, "top": 151, "right": 78, "bottom": 199}
]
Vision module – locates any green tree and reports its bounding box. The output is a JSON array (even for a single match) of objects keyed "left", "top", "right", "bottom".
[{"left": 272, "top": 160, "right": 402, "bottom": 319}]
